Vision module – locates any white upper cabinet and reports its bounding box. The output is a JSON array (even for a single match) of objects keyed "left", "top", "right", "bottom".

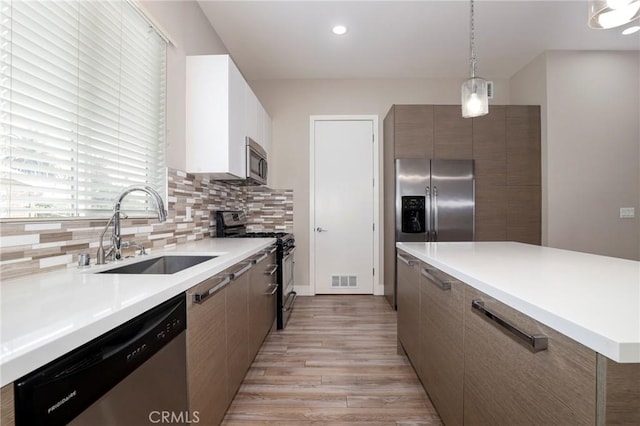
[
  {"left": 186, "top": 55, "right": 271, "bottom": 179},
  {"left": 245, "top": 81, "right": 271, "bottom": 154},
  {"left": 261, "top": 105, "right": 272, "bottom": 156},
  {"left": 244, "top": 82, "right": 259, "bottom": 143}
]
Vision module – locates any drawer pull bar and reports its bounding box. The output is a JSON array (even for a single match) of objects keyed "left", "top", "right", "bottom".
[
  {"left": 421, "top": 268, "right": 451, "bottom": 291},
  {"left": 471, "top": 299, "right": 548, "bottom": 352},
  {"left": 264, "top": 264, "right": 278, "bottom": 276},
  {"left": 397, "top": 254, "right": 416, "bottom": 266},
  {"left": 232, "top": 262, "right": 252, "bottom": 279},
  {"left": 265, "top": 284, "right": 278, "bottom": 295},
  {"left": 253, "top": 252, "right": 268, "bottom": 264},
  {"left": 268, "top": 245, "right": 277, "bottom": 254},
  {"left": 193, "top": 275, "right": 231, "bottom": 304}
]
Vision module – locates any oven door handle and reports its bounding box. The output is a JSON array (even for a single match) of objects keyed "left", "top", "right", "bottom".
[
  {"left": 283, "top": 291, "right": 297, "bottom": 312},
  {"left": 283, "top": 247, "right": 296, "bottom": 261}
]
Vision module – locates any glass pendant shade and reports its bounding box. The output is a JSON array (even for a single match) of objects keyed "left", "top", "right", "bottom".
[
  {"left": 461, "top": 77, "right": 489, "bottom": 118},
  {"left": 588, "top": 0, "right": 640, "bottom": 29}
]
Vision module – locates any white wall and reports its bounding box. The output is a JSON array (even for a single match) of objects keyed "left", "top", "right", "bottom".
[
  {"left": 510, "top": 53, "right": 548, "bottom": 245},
  {"left": 139, "top": 0, "right": 229, "bottom": 171},
  {"left": 251, "top": 78, "right": 510, "bottom": 293},
  {"left": 511, "top": 51, "right": 640, "bottom": 260}
]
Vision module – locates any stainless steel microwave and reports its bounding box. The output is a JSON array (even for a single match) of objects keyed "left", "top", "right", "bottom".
[{"left": 246, "top": 137, "right": 267, "bottom": 185}]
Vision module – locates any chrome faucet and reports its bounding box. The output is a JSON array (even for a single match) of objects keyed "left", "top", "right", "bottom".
[{"left": 96, "top": 185, "right": 167, "bottom": 264}]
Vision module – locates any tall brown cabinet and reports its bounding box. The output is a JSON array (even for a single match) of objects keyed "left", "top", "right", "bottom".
[{"left": 383, "top": 104, "right": 541, "bottom": 307}]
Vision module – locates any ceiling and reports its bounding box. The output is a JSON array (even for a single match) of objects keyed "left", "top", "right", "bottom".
[{"left": 198, "top": 1, "right": 640, "bottom": 81}]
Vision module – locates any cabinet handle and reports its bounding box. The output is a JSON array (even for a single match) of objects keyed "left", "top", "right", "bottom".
[
  {"left": 264, "top": 264, "right": 278, "bottom": 276},
  {"left": 268, "top": 245, "right": 277, "bottom": 254},
  {"left": 471, "top": 299, "right": 548, "bottom": 352},
  {"left": 232, "top": 262, "right": 252, "bottom": 279},
  {"left": 421, "top": 268, "right": 451, "bottom": 291},
  {"left": 397, "top": 253, "right": 416, "bottom": 266},
  {"left": 265, "top": 284, "right": 278, "bottom": 295},
  {"left": 193, "top": 275, "right": 231, "bottom": 304},
  {"left": 252, "top": 252, "right": 268, "bottom": 264}
]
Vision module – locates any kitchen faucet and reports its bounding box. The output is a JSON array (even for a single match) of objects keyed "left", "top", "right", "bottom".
[{"left": 96, "top": 185, "right": 167, "bottom": 264}]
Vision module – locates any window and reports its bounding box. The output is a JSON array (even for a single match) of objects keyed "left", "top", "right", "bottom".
[{"left": 0, "top": 0, "right": 167, "bottom": 218}]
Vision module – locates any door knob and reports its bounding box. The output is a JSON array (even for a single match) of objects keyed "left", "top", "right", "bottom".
[{"left": 316, "top": 227, "right": 327, "bottom": 232}]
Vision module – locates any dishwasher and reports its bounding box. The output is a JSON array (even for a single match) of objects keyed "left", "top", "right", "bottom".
[{"left": 14, "top": 293, "right": 188, "bottom": 426}]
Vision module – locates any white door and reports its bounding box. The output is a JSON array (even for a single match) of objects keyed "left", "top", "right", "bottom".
[{"left": 313, "top": 118, "right": 375, "bottom": 294}]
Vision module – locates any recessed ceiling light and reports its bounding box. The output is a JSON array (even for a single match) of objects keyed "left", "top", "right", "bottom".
[
  {"left": 332, "top": 25, "right": 347, "bottom": 36},
  {"left": 622, "top": 25, "right": 640, "bottom": 34}
]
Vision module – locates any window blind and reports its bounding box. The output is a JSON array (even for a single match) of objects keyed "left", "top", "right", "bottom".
[{"left": 0, "top": 0, "right": 167, "bottom": 218}]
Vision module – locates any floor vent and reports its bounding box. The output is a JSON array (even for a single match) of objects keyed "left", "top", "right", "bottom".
[{"left": 331, "top": 275, "right": 358, "bottom": 288}]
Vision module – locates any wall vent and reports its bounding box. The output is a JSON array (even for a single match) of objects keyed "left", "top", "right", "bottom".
[
  {"left": 331, "top": 275, "right": 358, "bottom": 288},
  {"left": 487, "top": 81, "right": 494, "bottom": 99}
]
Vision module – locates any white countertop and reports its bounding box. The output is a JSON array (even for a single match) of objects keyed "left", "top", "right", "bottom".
[
  {"left": 0, "top": 238, "right": 275, "bottom": 387},
  {"left": 397, "top": 242, "right": 640, "bottom": 363}
]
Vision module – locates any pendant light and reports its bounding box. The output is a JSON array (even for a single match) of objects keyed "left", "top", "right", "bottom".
[
  {"left": 461, "top": 0, "right": 488, "bottom": 118},
  {"left": 588, "top": 0, "right": 640, "bottom": 29}
]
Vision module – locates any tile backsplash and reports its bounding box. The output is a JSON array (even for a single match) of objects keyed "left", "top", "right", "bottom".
[
  {"left": 0, "top": 168, "right": 293, "bottom": 280},
  {"left": 245, "top": 187, "right": 294, "bottom": 233}
]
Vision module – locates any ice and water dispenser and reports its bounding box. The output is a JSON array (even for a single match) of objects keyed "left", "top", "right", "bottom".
[{"left": 401, "top": 196, "right": 426, "bottom": 233}]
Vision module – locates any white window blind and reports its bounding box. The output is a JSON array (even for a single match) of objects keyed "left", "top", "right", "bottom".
[{"left": 0, "top": 0, "right": 167, "bottom": 218}]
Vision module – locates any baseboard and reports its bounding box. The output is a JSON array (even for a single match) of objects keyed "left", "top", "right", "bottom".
[
  {"left": 294, "top": 284, "right": 384, "bottom": 296},
  {"left": 293, "top": 285, "right": 314, "bottom": 296}
]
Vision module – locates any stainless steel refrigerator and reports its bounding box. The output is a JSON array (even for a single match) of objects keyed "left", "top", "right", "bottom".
[{"left": 387, "top": 158, "right": 475, "bottom": 307}]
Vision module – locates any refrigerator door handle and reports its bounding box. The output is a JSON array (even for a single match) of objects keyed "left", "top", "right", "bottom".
[
  {"left": 425, "top": 186, "right": 431, "bottom": 242},
  {"left": 433, "top": 185, "right": 438, "bottom": 242}
]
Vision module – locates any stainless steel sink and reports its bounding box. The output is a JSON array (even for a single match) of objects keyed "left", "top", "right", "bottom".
[{"left": 98, "top": 255, "right": 216, "bottom": 275}]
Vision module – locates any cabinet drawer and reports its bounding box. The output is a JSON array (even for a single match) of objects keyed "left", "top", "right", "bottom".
[
  {"left": 463, "top": 286, "right": 596, "bottom": 425},
  {"left": 419, "top": 264, "right": 464, "bottom": 426}
]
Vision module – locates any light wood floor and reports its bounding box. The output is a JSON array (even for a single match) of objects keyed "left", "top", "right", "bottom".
[{"left": 222, "top": 295, "right": 442, "bottom": 425}]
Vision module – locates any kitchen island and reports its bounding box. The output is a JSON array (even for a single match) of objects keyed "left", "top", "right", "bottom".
[
  {"left": 0, "top": 237, "right": 275, "bottom": 387},
  {"left": 396, "top": 241, "right": 640, "bottom": 425}
]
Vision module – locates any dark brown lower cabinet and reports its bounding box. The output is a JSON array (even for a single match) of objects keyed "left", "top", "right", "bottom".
[
  {"left": 419, "top": 264, "right": 464, "bottom": 426},
  {"left": 248, "top": 248, "right": 277, "bottom": 362},
  {"left": 396, "top": 251, "right": 420, "bottom": 365},
  {"left": 463, "top": 286, "right": 596, "bottom": 425},
  {"left": 1, "top": 384, "right": 15, "bottom": 426},
  {"left": 396, "top": 249, "right": 640, "bottom": 425},
  {"left": 186, "top": 277, "right": 229, "bottom": 426},
  {"left": 225, "top": 265, "right": 251, "bottom": 401}
]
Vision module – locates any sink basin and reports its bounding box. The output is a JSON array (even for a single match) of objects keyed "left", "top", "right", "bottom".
[{"left": 98, "top": 255, "right": 216, "bottom": 275}]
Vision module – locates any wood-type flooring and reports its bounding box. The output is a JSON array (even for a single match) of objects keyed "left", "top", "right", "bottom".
[{"left": 222, "top": 295, "right": 442, "bottom": 425}]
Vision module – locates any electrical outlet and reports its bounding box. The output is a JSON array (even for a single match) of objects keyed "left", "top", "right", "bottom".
[{"left": 620, "top": 207, "right": 635, "bottom": 218}]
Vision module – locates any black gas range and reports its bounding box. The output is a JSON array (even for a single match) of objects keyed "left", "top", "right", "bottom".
[{"left": 215, "top": 211, "right": 295, "bottom": 329}]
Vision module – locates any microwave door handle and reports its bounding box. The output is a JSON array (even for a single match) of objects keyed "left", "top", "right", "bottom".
[{"left": 262, "top": 159, "right": 268, "bottom": 179}]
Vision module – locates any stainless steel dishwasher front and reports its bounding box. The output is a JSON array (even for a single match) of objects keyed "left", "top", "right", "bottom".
[{"left": 14, "top": 293, "right": 189, "bottom": 426}]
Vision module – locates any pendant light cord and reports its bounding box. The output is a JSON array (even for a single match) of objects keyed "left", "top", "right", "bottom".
[{"left": 469, "top": 0, "right": 477, "bottom": 79}]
